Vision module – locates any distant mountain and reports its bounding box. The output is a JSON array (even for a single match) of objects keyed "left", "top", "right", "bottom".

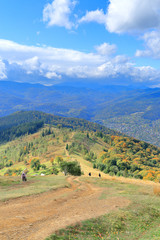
[
  {"left": 94, "top": 88, "right": 160, "bottom": 146},
  {"left": 0, "top": 80, "right": 139, "bottom": 119},
  {"left": 1, "top": 80, "right": 160, "bottom": 146}
]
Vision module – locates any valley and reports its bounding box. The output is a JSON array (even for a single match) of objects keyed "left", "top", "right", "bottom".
[{"left": 1, "top": 81, "right": 160, "bottom": 147}]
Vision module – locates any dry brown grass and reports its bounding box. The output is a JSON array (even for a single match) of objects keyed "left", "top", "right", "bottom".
[{"left": 153, "top": 186, "right": 160, "bottom": 196}]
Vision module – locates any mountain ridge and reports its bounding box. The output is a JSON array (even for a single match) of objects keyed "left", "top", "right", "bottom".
[{"left": 1, "top": 81, "right": 160, "bottom": 146}]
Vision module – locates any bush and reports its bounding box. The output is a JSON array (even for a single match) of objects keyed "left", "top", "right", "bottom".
[
  {"left": 134, "top": 173, "right": 143, "bottom": 179},
  {"left": 41, "top": 164, "right": 47, "bottom": 169},
  {"left": 117, "top": 170, "right": 124, "bottom": 176},
  {"left": 109, "top": 171, "right": 115, "bottom": 176},
  {"left": 4, "top": 168, "right": 22, "bottom": 176},
  {"left": 110, "top": 166, "right": 119, "bottom": 174},
  {"left": 93, "top": 163, "right": 97, "bottom": 169},
  {"left": 60, "top": 161, "right": 81, "bottom": 176},
  {"left": 50, "top": 166, "right": 59, "bottom": 175},
  {"left": 55, "top": 156, "right": 63, "bottom": 164},
  {"left": 97, "top": 163, "right": 106, "bottom": 171},
  {"left": 31, "top": 158, "right": 41, "bottom": 171}
]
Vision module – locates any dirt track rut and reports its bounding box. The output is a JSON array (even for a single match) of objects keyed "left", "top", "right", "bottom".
[{"left": 0, "top": 177, "right": 129, "bottom": 240}]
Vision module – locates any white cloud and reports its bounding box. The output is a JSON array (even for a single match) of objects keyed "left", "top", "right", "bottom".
[
  {"left": 45, "top": 71, "right": 61, "bottom": 79},
  {"left": 79, "top": 9, "right": 106, "bottom": 24},
  {"left": 95, "top": 42, "right": 117, "bottom": 56},
  {"left": 136, "top": 31, "right": 160, "bottom": 58},
  {"left": 0, "top": 58, "right": 7, "bottom": 80},
  {"left": 0, "top": 39, "right": 159, "bottom": 85},
  {"left": 23, "top": 56, "right": 40, "bottom": 72},
  {"left": 106, "top": 0, "right": 160, "bottom": 33},
  {"left": 43, "top": 0, "right": 77, "bottom": 29},
  {"left": 0, "top": 39, "right": 104, "bottom": 81},
  {"left": 131, "top": 66, "right": 159, "bottom": 81},
  {"left": 78, "top": 0, "right": 160, "bottom": 34},
  {"left": 97, "top": 55, "right": 133, "bottom": 77}
]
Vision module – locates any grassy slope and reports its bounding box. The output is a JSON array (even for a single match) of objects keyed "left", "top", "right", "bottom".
[
  {"left": 0, "top": 175, "right": 67, "bottom": 201},
  {"left": 0, "top": 125, "right": 160, "bottom": 180},
  {"left": 0, "top": 126, "right": 159, "bottom": 239},
  {"left": 0, "top": 126, "right": 105, "bottom": 176}
]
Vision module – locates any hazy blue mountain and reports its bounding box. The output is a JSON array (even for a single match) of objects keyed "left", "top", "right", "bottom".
[
  {"left": 0, "top": 80, "right": 139, "bottom": 118},
  {"left": 1, "top": 80, "right": 160, "bottom": 146}
]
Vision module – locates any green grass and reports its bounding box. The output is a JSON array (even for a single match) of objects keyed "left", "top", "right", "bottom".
[
  {"left": 46, "top": 178, "right": 160, "bottom": 240},
  {"left": 46, "top": 206, "right": 160, "bottom": 240},
  {"left": 0, "top": 176, "right": 20, "bottom": 187},
  {"left": 0, "top": 175, "right": 67, "bottom": 201}
]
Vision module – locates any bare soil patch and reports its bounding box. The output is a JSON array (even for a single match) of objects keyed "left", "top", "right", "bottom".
[{"left": 0, "top": 176, "right": 129, "bottom": 240}]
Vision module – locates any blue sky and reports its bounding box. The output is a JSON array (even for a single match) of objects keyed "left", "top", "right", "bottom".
[{"left": 0, "top": 0, "right": 160, "bottom": 86}]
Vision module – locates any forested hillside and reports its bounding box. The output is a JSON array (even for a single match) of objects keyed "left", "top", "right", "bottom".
[
  {"left": 0, "top": 111, "right": 123, "bottom": 144},
  {"left": 94, "top": 88, "right": 160, "bottom": 146},
  {"left": 0, "top": 115, "right": 159, "bottom": 182}
]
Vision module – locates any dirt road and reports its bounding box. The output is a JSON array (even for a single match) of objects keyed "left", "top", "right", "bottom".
[{"left": 0, "top": 177, "right": 129, "bottom": 240}]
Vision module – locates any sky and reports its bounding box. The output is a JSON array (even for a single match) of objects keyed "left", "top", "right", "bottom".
[{"left": 0, "top": 0, "right": 160, "bottom": 86}]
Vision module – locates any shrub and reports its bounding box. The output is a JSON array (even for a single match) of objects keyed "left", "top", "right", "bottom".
[
  {"left": 60, "top": 161, "right": 81, "bottom": 176},
  {"left": 41, "top": 164, "right": 47, "bottom": 169},
  {"left": 109, "top": 171, "right": 115, "bottom": 176},
  {"left": 50, "top": 165, "right": 59, "bottom": 175},
  {"left": 134, "top": 173, "right": 143, "bottom": 179},
  {"left": 31, "top": 158, "right": 41, "bottom": 171},
  {"left": 110, "top": 165, "right": 119, "bottom": 174},
  {"left": 93, "top": 163, "right": 97, "bottom": 169},
  {"left": 4, "top": 168, "right": 22, "bottom": 176},
  {"left": 97, "top": 163, "right": 106, "bottom": 171},
  {"left": 55, "top": 156, "right": 63, "bottom": 164}
]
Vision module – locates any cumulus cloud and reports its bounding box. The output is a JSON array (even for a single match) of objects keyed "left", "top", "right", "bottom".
[
  {"left": 43, "top": 0, "right": 77, "bottom": 29},
  {"left": 136, "top": 31, "right": 160, "bottom": 58},
  {"left": 23, "top": 56, "right": 41, "bottom": 73},
  {"left": 106, "top": 0, "right": 160, "bottom": 33},
  {"left": 131, "top": 66, "right": 159, "bottom": 81},
  {"left": 0, "top": 39, "right": 159, "bottom": 85},
  {"left": 95, "top": 42, "right": 117, "bottom": 56},
  {"left": 79, "top": 9, "right": 106, "bottom": 24},
  {"left": 97, "top": 55, "right": 133, "bottom": 77},
  {"left": 0, "top": 39, "right": 104, "bottom": 81},
  {"left": 79, "top": 0, "right": 160, "bottom": 34}
]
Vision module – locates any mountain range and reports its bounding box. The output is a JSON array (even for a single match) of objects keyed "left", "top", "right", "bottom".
[{"left": 1, "top": 80, "right": 160, "bottom": 146}]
